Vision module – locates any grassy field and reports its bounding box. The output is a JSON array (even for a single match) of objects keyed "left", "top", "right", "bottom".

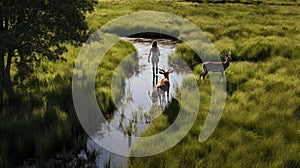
[
  {"left": 89, "top": 0, "right": 300, "bottom": 60},
  {"left": 0, "top": 38, "right": 137, "bottom": 166},
  {"left": 129, "top": 57, "right": 300, "bottom": 167},
  {"left": 1, "top": 0, "right": 300, "bottom": 167},
  {"left": 85, "top": 0, "right": 300, "bottom": 167}
]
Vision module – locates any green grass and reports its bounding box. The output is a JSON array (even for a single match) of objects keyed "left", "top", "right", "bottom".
[
  {"left": 95, "top": 40, "right": 138, "bottom": 116},
  {"left": 89, "top": 0, "right": 300, "bottom": 61},
  {"left": 83, "top": 0, "right": 300, "bottom": 167},
  {"left": 129, "top": 57, "right": 300, "bottom": 167},
  {"left": 2, "top": 0, "right": 300, "bottom": 167},
  {"left": 0, "top": 38, "right": 137, "bottom": 166},
  {"left": 0, "top": 44, "right": 85, "bottom": 166}
]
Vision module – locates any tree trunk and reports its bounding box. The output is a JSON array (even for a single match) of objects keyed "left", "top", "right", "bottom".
[
  {"left": 4, "top": 50, "right": 12, "bottom": 85},
  {"left": 0, "top": 52, "right": 4, "bottom": 84},
  {"left": 0, "top": 0, "right": 4, "bottom": 112},
  {"left": 0, "top": 51, "right": 14, "bottom": 113},
  {"left": 0, "top": 0, "right": 3, "bottom": 83},
  {"left": 0, "top": 53, "right": 3, "bottom": 112}
]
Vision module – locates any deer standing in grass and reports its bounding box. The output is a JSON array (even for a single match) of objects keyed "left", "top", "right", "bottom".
[
  {"left": 200, "top": 51, "right": 232, "bottom": 79},
  {"left": 156, "top": 68, "right": 173, "bottom": 105}
]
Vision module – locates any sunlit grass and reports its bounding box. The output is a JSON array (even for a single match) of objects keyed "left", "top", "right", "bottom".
[
  {"left": 2, "top": 0, "right": 300, "bottom": 167},
  {"left": 130, "top": 54, "right": 300, "bottom": 167}
]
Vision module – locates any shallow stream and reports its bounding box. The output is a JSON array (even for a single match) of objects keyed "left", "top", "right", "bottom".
[{"left": 87, "top": 38, "right": 193, "bottom": 168}]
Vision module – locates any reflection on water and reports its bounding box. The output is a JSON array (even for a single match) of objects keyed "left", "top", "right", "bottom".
[{"left": 87, "top": 38, "right": 193, "bottom": 167}]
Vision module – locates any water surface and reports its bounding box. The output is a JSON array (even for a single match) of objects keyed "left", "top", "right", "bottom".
[{"left": 87, "top": 38, "right": 193, "bottom": 167}]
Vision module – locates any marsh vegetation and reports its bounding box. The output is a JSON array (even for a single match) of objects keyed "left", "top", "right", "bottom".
[{"left": 1, "top": 0, "right": 300, "bottom": 167}]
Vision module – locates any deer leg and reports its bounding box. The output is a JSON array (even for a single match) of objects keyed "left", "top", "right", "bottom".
[
  {"left": 167, "top": 90, "right": 170, "bottom": 102},
  {"left": 202, "top": 71, "right": 208, "bottom": 79},
  {"left": 200, "top": 71, "right": 204, "bottom": 79},
  {"left": 157, "top": 88, "right": 162, "bottom": 105},
  {"left": 161, "top": 90, "right": 166, "bottom": 104},
  {"left": 201, "top": 65, "right": 208, "bottom": 80},
  {"left": 200, "top": 70, "right": 207, "bottom": 79}
]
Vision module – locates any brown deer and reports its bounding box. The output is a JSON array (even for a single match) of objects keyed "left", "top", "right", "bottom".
[
  {"left": 156, "top": 68, "right": 173, "bottom": 104},
  {"left": 200, "top": 52, "right": 232, "bottom": 79}
]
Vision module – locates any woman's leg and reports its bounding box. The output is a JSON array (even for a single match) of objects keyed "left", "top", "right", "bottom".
[
  {"left": 152, "top": 62, "right": 155, "bottom": 77},
  {"left": 155, "top": 62, "right": 158, "bottom": 74}
]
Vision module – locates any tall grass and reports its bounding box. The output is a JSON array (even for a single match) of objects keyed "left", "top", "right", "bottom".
[
  {"left": 0, "top": 44, "right": 84, "bottom": 166},
  {"left": 2, "top": 0, "right": 300, "bottom": 166},
  {"left": 90, "top": 0, "right": 300, "bottom": 62},
  {"left": 85, "top": 1, "right": 300, "bottom": 167},
  {"left": 0, "top": 38, "right": 137, "bottom": 166},
  {"left": 95, "top": 40, "right": 138, "bottom": 116},
  {"left": 129, "top": 57, "right": 300, "bottom": 167}
]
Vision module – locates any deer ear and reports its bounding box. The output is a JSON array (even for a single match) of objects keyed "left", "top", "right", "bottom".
[
  {"left": 168, "top": 69, "right": 174, "bottom": 73},
  {"left": 159, "top": 68, "right": 165, "bottom": 74}
]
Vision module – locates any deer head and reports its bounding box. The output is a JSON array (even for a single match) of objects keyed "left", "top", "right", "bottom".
[
  {"left": 159, "top": 68, "right": 173, "bottom": 79},
  {"left": 224, "top": 51, "right": 233, "bottom": 62}
]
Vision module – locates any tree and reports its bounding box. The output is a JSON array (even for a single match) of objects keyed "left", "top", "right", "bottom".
[{"left": 0, "top": 0, "right": 96, "bottom": 111}]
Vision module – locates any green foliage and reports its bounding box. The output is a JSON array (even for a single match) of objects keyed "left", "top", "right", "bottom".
[
  {"left": 87, "top": 0, "right": 300, "bottom": 63},
  {"left": 236, "top": 36, "right": 300, "bottom": 61},
  {"left": 0, "top": 1, "right": 98, "bottom": 164},
  {"left": 129, "top": 56, "right": 300, "bottom": 167},
  {"left": 1, "top": 0, "right": 300, "bottom": 167},
  {"left": 0, "top": 0, "right": 97, "bottom": 86},
  {"left": 95, "top": 40, "right": 138, "bottom": 115},
  {"left": 169, "top": 43, "right": 200, "bottom": 68},
  {"left": 95, "top": 1, "right": 300, "bottom": 167},
  {"left": 0, "top": 46, "right": 79, "bottom": 166},
  {"left": 0, "top": 40, "right": 136, "bottom": 166},
  {"left": 183, "top": 0, "right": 299, "bottom": 5}
]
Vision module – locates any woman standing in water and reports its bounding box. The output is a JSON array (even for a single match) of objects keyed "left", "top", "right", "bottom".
[{"left": 148, "top": 40, "right": 160, "bottom": 77}]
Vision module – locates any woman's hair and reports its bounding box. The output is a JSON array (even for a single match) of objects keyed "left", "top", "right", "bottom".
[{"left": 152, "top": 40, "right": 158, "bottom": 47}]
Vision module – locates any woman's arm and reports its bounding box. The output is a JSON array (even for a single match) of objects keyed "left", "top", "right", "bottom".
[
  {"left": 158, "top": 48, "right": 160, "bottom": 56},
  {"left": 148, "top": 48, "right": 152, "bottom": 63}
]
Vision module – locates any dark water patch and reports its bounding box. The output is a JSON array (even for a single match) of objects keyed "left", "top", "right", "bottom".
[{"left": 128, "top": 32, "right": 179, "bottom": 41}]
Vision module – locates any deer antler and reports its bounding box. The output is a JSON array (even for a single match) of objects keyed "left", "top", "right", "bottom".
[{"left": 168, "top": 69, "right": 174, "bottom": 73}]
